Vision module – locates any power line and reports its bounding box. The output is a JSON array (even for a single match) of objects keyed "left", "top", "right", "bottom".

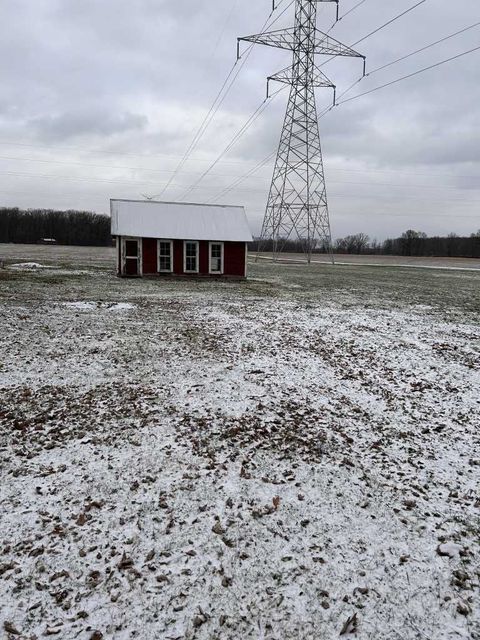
[
  {"left": 211, "top": 36, "right": 480, "bottom": 204},
  {"left": 340, "top": 0, "right": 368, "bottom": 22},
  {"left": 337, "top": 44, "right": 480, "bottom": 105},
  {"left": 3, "top": 173, "right": 480, "bottom": 215},
  {"left": 334, "top": 211, "right": 479, "bottom": 219},
  {"left": 0, "top": 2, "right": 429, "bottom": 179},
  {"left": 1, "top": 186, "right": 478, "bottom": 220},
  {"left": 157, "top": 59, "right": 239, "bottom": 198},
  {"left": 326, "top": 166, "right": 480, "bottom": 181},
  {"left": 3, "top": 147, "right": 479, "bottom": 184},
  {"left": 2, "top": 173, "right": 479, "bottom": 206},
  {"left": 0, "top": 0, "right": 436, "bottom": 180},
  {"left": 0, "top": 4, "right": 448, "bottom": 192},
  {"left": 179, "top": 87, "right": 286, "bottom": 200},
  {"left": 238, "top": 1, "right": 369, "bottom": 262},
  {"left": 368, "top": 20, "right": 480, "bottom": 75},
  {"left": 167, "top": 0, "right": 295, "bottom": 199},
  {"left": 0, "top": 170, "right": 173, "bottom": 188},
  {"left": 0, "top": 153, "right": 274, "bottom": 180},
  {"left": 209, "top": 0, "right": 239, "bottom": 60},
  {"left": 317, "top": 178, "right": 480, "bottom": 193},
  {"left": 326, "top": 0, "right": 369, "bottom": 33},
  {"left": 213, "top": 161, "right": 480, "bottom": 185},
  {"left": 208, "top": 150, "right": 277, "bottom": 203},
  {"left": 317, "top": 19, "right": 480, "bottom": 117},
  {"left": 158, "top": 0, "right": 292, "bottom": 198},
  {"left": 6, "top": 164, "right": 479, "bottom": 202},
  {"left": 3, "top": 4, "right": 479, "bottom": 215},
  {"left": 352, "top": 0, "right": 427, "bottom": 47},
  {"left": 332, "top": 213, "right": 479, "bottom": 220},
  {"left": 0, "top": 140, "right": 263, "bottom": 166},
  {"left": 0, "top": 6, "right": 295, "bottom": 190},
  {"left": 210, "top": 74, "right": 347, "bottom": 204},
  {"left": 186, "top": 185, "right": 480, "bottom": 204},
  {"left": 320, "top": 0, "right": 428, "bottom": 69},
  {"left": 176, "top": 0, "right": 294, "bottom": 158}
]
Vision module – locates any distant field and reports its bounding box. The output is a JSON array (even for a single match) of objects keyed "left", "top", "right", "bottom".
[
  {"left": 1, "top": 243, "right": 479, "bottom": 271},
  {"left": 0, "top": 243, "right": 115, "bottom": 269},
  {"left": 0, "top": 245, "right": 479, "bottom": 640},
  {"left": 257, "top": 251, "right": 480, "bottom": 270}
]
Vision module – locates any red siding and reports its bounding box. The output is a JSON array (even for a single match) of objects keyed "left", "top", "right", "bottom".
[
  {"left": 142, "top": 238, "right": 157, "bottom": 274},
  {"left": 172, "top": 240, "right": 209, "bottom": 276},
  {"left": 117, "top": 237, "right": 247, "bottom": 278},
  {"left": 224, "top": 242, "right": 246, "bottom": 277},
  {"left": 173, "top": 239, "right": 183, "bottom": 275},
  {"left": 199, "top": 241, "right": 209, "bottom": 275}
]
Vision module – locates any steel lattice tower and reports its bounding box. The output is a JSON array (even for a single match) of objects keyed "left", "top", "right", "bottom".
[{"left": 239, "top": 0, "right": 365, "bottom": 263}]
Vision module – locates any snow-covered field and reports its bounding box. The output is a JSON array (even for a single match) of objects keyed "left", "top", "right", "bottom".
[{"left": 0, "top": 247, "right": 479, "bottom": 640}]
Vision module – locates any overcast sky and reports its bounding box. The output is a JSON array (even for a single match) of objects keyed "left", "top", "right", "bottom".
[{"left": 0, "top": 0, "right": 479, "bottom": 239}]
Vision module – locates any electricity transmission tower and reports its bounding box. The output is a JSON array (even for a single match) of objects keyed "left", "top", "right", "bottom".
[{"left": 238, "top": 0, "right": 365, "bottom": 263}]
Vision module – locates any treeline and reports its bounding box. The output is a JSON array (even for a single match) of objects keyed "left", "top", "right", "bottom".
[
  {"left": 1, "top": 207, "right": 479, "bottom": 257},
  {"left": 250, "top": 229, "right": 480, "bottom": 258},
  {"left": 381, "top": 230, "right": 480, "bottom": 258},
  {"left": 0, "top": 208, "right": 111, "bottom": 246}
]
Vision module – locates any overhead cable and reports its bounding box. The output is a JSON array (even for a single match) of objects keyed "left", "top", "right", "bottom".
[
  {"left": 337, "top": 44, "right": 480, "bottom": 105},
  {"left": 321, "top": 0, "right": 428, "bottom": 69},
  {"left": 208, "top": 151, "right": 277, "bottom": 204},
  {"left": 326, "top": 0, "right": 369, "bottom": 33},
  {"left": 352, "top": 0, "right": 427, "bottom": 47},
  {"left": 211, "top": 40, "right": 480, "bottom": 203},
  {"left": 179, "top": 87, "right": 287, "bottom": 200},
  {"left": 158, "top": 0, "right": 292, "bottom": 198},
  {"left": 368, "top": 20, "right": 480, "bottom": 75},
  {"left": 317, "top": 22, "right": 480, "bottom": 117},
  {"left": 157, "top": 58, "right": 239, "bottom": 198},
  {"left": 0, "top": 154, "right": 276, "bottom": 180}
]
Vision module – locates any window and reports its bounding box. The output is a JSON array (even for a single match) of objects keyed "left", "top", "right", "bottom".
[
  {"left": 158, "top": 240, "right": 172, "bottom": 272},
  {"left": 125, "top": 240, "right": 138, "bottom": 257},
  {"left": 209, "top": 242, "right": 224, "bottom": 274},
  {"left": 184, "top": 241, "right": 199, "bottom": 273}
]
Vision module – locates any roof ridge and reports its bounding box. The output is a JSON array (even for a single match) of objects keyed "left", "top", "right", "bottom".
[{"left": 110, "top": 198, "right": 245, "bottom": 210}]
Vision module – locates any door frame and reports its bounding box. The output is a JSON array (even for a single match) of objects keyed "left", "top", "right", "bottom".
[{"left": 121, "top": 236, "right": 142, "bottom": 277}]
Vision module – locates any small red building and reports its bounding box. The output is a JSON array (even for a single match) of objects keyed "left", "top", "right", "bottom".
[{"left": 111, "top": 199, "right": 252, "bottom": 279}]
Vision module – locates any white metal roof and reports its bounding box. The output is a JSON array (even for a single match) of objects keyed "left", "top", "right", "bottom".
[{"left": 110, "top": 199, "right": 252, "bottom": 242}]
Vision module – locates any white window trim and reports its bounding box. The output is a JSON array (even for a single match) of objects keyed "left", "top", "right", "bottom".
[
  {"left": 183, "top": 240, "right": 199, "bottom": 274},
  {"left": 157, "top": 239, "right": 173, "bottom": 273},
  {"left": 209, "top": 241, "right": 224, "bottom": 275},
  {"left": 115, "top": 236, "right": 120, "bottom": 274},
  {"left": 121, "top": 236, "right": 142, "bottom": 277}
]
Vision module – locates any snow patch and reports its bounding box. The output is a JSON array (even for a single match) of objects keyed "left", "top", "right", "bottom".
[
  {"left": 63, "top": 301, "right": 137, "bottom": 312},
  {"left": 8, "top": 262, "right": 57, "bottom": 270},
  {"left": 64, "top": 301, "right": 97, "bottom": 311},
  {"left": 437, "top": 542, "right": 463, "bottom": 558},
  {"left": 108, "top": 302, "right": 136, "bottom": 311},
  {"left": 1, "top": 258, "right": 478, "bottom": 639}
]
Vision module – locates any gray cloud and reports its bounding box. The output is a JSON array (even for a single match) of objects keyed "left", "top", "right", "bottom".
[
  {"left": 29, "top": 109, "right": 148, "bottom": 141},
  {"left": 0, "top": 0, "right": 479, "bottom": 239}
]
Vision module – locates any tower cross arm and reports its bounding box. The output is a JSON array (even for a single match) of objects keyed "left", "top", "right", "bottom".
[
  {"left": 238, "top": 28, "right": 296, "bottom": 56},
  {"left": 267, "top": 63, "right": 337, "bottom": 102},
  {"left": 268, "top": 64, "right": 335, "bottom": 89},
  {"left": 314, "top": 30, "right": 365, "bottom": 59},
  {"left": 238, "top": 28, "right": 365, "bottom": 64}
]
